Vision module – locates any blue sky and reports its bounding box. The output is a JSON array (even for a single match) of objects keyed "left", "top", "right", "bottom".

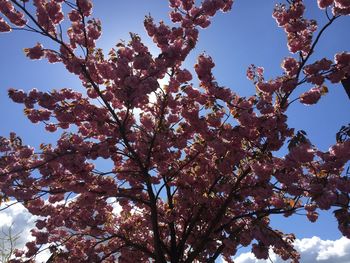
[{"left": 0, "top": 0, "right": 350, "bottom": 261}]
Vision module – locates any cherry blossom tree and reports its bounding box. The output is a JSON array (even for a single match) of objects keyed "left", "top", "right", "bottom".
[{"left": 0, "top": 0, "right": 350, "bottom": 262}]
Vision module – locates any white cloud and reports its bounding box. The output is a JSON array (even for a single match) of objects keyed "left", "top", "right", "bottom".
[
  {"left": 0, "top": 201, "right": 50, "bottom": 262},
  {"left": 0, "top": 201, "right": 36, "bottom": 248},
  {"left": 35, "top": 249, "right": 51, "bottom": 263},
  {"left": 229, "top": 236, "right": 350, "bottom": 263},
  {"left": 106, "top": 197, "right": 122, "bottom": 215}
]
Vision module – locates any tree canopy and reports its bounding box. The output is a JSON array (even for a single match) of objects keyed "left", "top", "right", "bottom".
[{"left": 0, "top": 0, "right": 350, "bottom": 262}]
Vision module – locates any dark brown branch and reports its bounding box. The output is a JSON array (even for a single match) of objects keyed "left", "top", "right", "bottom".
[
  {"left": 341, "top": 76, "right": 350, "bottom": 100},
  {"left": 281, "top": 15, "right": 340, "bottom": 106},
  {"left": 183, "top": 168, "right": 251, "bottom": 263}
]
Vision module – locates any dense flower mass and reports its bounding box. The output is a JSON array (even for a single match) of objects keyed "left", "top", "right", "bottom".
[
  {"left": 0, "top": 0, "right": 350, "bottom": 262},
  {"left": 299, "top": 86, "right": 322, "bottom": 105}
]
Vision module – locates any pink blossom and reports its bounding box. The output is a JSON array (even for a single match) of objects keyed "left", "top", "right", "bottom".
[
  {"left": 251, "top": 162, "right": 272, "bottom": 180},
  {"left": 31, "top": 230, "right": 49, "bottom": 244},
  {"left": 35, "top": 219, "right": 46, "bottom": 230},
  {"left": 176, "top": 69, "right": 192, "bottom": 82},
  {"left": 0, "top": 17, "right": 11, "bottom": 32},
  {"left": 307, "top": 75, "right": 325, "bottom": 85},
  {"left": 287, "top": 144, "right": 314, "bottom": 163},
  {"left": 170, "top": 11, "right": 182, "bottom": 22},
  {"left": 14, "top": 249, "right": 24, "bottom": 258},
  {"left": 300, "top": 87, "right": 322, "bottom": 105},
  {"left": 327, "top": 70, "right": 345, "bottom": 83},
  {"left": 314, "top": 191, "right": 337, "bottom": 210},
  {"left": 252, "top": 243, "right": 269, "bottom": 259},
  {"left": 45, "top": 50, "right": 61, "bottom": 63},
  {"left": 305, "top": 203, "right": 316, "bottom": 212},
  {"left": 182, "top": 0, "right": 194, "bottom": 11},
  {"left": 24, "top": 43, "right": 44, "bottom": 60},
  {"left": 307, "top": 211, "right": 319, "bottom": 222},
  {"left": 185, "top": 86, "right": 200, "bottom": 99},
  {"left": 195, "top": 54, "right": 215, "bottom": 83},
  {"left": 46, "top": 1, "right": 63, "bottom": 24},
  {"left": 195, "top": 15, "right": 211, "bottom": 28},
  {"left": 45, "top": 123, "right": 57, "bottom": 132},
  {"left": 8, "top": 89, "right": 26, "bottom": 103},
  {"left": 281, "top": 78, "right": 298, "bottom": 93},
  {"left": 329, "top": 141, "right": 350, "bottom": 160},
  {"left": 86, "top": 19, "right": 101, "bottom": 43},
  {"left": 77, "top": 0, "right": 93, "bottom": 16},
  {"left": 256, "top": 80, "right": 280, "bottom": 93},
  {"left": 18, "top": 147, "right": 33, "bottom": 158},
  {"left": 318, "top": 0, "right": 334, "bottom": 9},
  {"left": 133, "top": 54, "right": 152, "bottom": 70},
  {"left": 304, "top": 58, "right": 332, "bottom": 75},
  {"left": 169, "top": 0, "right": 181, "bottom": 8},
  {"left": 335, "top": 52, "right": 350, "bottom": 65},
  {"left": 68, "top": 10, "right": 82, "bottom": 22},
  {"left": 281, "top": 57, "right": 299, "bottom": 76},
  {"left": 335, "top": 0, "right": 350, "bottom": 8},
  {"left": 25, "top": 241, "right": 38, "bottom": 257},
  {"left": 202, "top": 0, "right": 225, "bottom": 17},
  {"left": 0, "top": 1, "right": 26, "bottom": 27},
  {"left": 270, "top": 196, "right": 285, "bottom": 208}
]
